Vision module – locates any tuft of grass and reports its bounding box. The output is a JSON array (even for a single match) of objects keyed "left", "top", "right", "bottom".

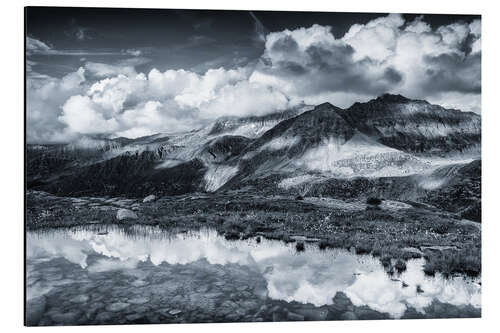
[
  {"left": 416, "top": 285, "right": 424, "bottom": 294},
  {"left": 366, "top": 197, "right": 382, "bottom": 205},
  {"left": 431, "top": 221, "right": 451, "bottom": 235},
  {"left": 224, "top": 231, "right": 240, "bottom": 240},
  {"left": 295, "top": 242, "right": 305, "bottom": 252},
  {"left": 318, "top": 240, "right": 328, "bottom": 250},
  {"left": 423, "top": 249, "right": 481, "bottom": 277},
  {"left": 395, "top": 259, "right": 407, "bottom": 273},
  {"left": 380, "top": 256, "right": 392, "bottom": 268}
]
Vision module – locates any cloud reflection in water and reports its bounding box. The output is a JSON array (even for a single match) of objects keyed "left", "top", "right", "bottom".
[{"left": 27, "top": 226, "right": 481, "bottom": 318}]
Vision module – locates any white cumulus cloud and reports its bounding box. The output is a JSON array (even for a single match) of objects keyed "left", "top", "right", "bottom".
[{"left": 26, "top": 15, "right": 481, "bottom": 142}]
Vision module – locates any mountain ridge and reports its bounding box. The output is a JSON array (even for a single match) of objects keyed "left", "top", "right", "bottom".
[{"left": 27, "top": 93, "right": 481, "bottom": 212}]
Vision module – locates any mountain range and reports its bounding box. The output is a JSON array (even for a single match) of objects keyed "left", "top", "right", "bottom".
[{"left": 27, "top": 94, "right": 481, "bottom": 221}]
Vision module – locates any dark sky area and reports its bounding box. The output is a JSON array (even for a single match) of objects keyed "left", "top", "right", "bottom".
[{"left": 26, "top": 7, "right": 479, "bottom": 77}]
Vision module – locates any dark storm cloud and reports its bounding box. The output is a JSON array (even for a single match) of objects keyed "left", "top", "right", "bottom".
[
  {"left": 423, "top": 53, "right": 481, "bottom": 94},
  {"left": 258, "top": 28, "right": 403, "bottom": 97},
  {"left": 270, "top": 35, "right": 299, "bottom": 53}
]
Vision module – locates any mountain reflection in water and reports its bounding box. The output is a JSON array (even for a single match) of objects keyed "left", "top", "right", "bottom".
[{"left": 26, "top": 226, "right": 481, "bottom": 324}]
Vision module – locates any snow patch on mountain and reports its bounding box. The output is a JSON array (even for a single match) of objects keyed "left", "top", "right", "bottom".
[
  {"left": 296, "top": 133, "right": 433, "bottom": 177},
  {"left": 224, "top": 122, "right": 282, "bottom": 138},
  {"left": 204, "top": 165, "right": 239, "bottom": 192},
  {"left": 418, "top": 177, "right": 448, "bottom": 190},
  {"left": 278, "top": 174, "right": 320, "bottom": 190},
  {"left": 260, "top": 136, "right": 300, "bottom": 151}
]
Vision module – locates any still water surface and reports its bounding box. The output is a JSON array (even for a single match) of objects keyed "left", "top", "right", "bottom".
[{"left": 26, "top": 225, "right": 481, "bottom": 325}]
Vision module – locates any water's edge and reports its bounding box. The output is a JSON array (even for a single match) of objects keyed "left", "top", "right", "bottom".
[{"left": 26, "top": 225, "right": 481, "bottom": 325}]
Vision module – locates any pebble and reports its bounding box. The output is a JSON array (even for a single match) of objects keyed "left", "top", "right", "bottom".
[
  {"left": 128, "top": 297, "right": 150, "bottom": 305},
  {"left": 106, "top": 302, "right": 130, "bottom": 312},
  {"left": 169, "top": 309, "right": 182, "bottom": 315},
  {"left": 70, "top": 294, "right": 89, "bottom": 303}
]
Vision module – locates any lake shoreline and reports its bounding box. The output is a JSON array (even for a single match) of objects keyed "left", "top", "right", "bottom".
[
  {"left": 26, "top": 189, "right": 481, "bottom": 278},
  {"left": 26, "top": 226, "right": 481, "bottom": 325}
]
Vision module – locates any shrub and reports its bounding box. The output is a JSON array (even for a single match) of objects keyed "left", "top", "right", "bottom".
[
  {"left": 431, "top": 221, "right": 450, "bottom": 235},
  {"left": 355, "top": 243, "right": 372, "bottom": 255},
  {"left": 366, "top": 197, "right": 382, "bottom": 205},
  {"left": 224, "top": 231, "right": 240, "bottom": 240},
  {"left": 395, "top": 259, "right": 407, "bottom": 273},
  {"left": 296, "top": 242, "right": 305, "bottom": 252},
  {"left": 423, "top": 250, "right": 481, "bottom": 278},
  {"left": 416, "top": 285, "right": 424, "bottom": 294},
  {"left": 380, "top": 256, "right": 392, "bottom": 268}
]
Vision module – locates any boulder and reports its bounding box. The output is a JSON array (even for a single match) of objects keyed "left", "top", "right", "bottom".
[
  {"left": 287, "top": 312, "right": 305, "bottom": 321},
  {"left": 143, "top": 195, "right": 157, "bottom": 203},
  {"left": 294, "top": 307, "right": 329, "bottom": 321},
  {"left": 116, "top": 209, "right": 138, "bottom": 221},
  {"left": 340, "top": 311, "right": 357, "bottom": 320}
]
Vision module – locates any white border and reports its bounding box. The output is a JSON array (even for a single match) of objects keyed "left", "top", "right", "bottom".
[{"left": 1, "top": 0, "right": 499, "bottom": 332}]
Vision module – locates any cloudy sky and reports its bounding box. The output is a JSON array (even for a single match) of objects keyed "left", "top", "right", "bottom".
[{"left": 26, "top": 7, "right": 481, "bottom": 143}]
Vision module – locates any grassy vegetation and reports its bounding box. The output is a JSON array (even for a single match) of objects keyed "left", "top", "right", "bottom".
[
  {"left": 423, "top": 247, "right": 481, "bottom": 277},
  {"left": 26, "top": 190, "right": 481, "bottom": 278}
]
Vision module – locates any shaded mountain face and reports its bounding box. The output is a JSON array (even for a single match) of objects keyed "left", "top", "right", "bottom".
[
  {"left": 27, "top": 94, "right": 481, "bottom": 212},
  {"left": 340, "top": 94, "right": 481, "bottom": 154},
  {"left": 226, "top": 96, "right": 480, "bottom": 186}
]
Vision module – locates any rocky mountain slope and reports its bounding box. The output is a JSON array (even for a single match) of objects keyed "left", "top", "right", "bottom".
[{"left": 27, "top": 94, "right": 481, "bottom": 219}]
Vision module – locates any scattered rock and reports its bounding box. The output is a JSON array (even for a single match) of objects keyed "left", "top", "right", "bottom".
[
  {"left": 95, "top": 311, "right": 114, "bottom": 322},
  {"left": 169, "top": 309, "right": 182, "bottom": 315},
  {"left": 421, "top": 245, "right": 458, "bottom": 252},
  {"left": 291, "top": 235, "right": 321, "bottom": 242},
  {"left": 128, "top": 297, "right": 150, "bottom": 305},
  {"left": 49, "top": 311, "right": 80, "bottom": 324},
  {"left": 272, "top": 312, "right": 284, "bottom": 322},
  {"left": 294, "top": 307, "right": 328, "bottom": 321},
  {"left": 70, "top": 294, "right": 89, "bottom": 303},
  {"left": 287, "top": 312, "right": 305, "bottom": 321},
  {"left": 340, "top": 311, "right": 357, "bottom": 320},
  {"left": 355, "top": 307, "right": 388, "bottom": 320},
  {"left": 143, "top": 195, "right": 157, "bottom": 203},
  {"left": 333, "top": 292, "right": 353, "bottom": 308},
  {"left": 131, "top": 279, "right": 147, "bottom": 287},
  {"left": 26, "top": 296, "right": 46, "bottom": 326},
  {"left": 125, "top": 313, "right": 145, "bottom": 322},
  {"left": 116, "top": 209, "right": 138, "bottom": 221},
  {"left": 106, "top": 302, "right": 130, "bottom": 312},
  {"left": 401, "top": 247, "right": 425, "bottom": 256}
]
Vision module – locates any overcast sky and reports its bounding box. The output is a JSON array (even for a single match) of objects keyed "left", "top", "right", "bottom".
[{"left": 26, "top": 7, "right": 481, "bottom": 143}]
